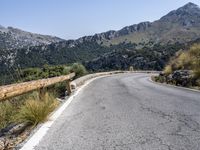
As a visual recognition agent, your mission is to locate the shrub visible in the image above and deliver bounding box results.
[189,44,200,78]
[71,63,87,78]
[153,76,165,83]
[0,101,16,129]
[164,44,200,78]
[0,92,39,129]
[16,93,59,126]
[161,44,200,87]
[16,65,71,82]
[48,82,67,97]
[176,52,190,69]
[196,79,200,87]
[164,65,172,75]
[63,66,71,75]
[168,51,190,71]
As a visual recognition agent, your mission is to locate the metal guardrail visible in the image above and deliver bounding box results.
[0,73,75,101]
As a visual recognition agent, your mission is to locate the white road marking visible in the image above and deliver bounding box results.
[20,76,105,150]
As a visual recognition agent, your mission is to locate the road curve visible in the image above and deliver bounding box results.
[35,73,200,150]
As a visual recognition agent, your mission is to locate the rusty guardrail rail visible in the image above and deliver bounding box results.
[0,73,75,102]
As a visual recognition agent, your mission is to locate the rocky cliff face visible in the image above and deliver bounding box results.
[77,21,152,44]
[78,2,200,45]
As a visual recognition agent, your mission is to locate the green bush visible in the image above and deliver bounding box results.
[71,63,87,78]
[16,65,71,82]
[14,64,88,83]
[153,76,165,83]
[48,82,67,97]
[63,66,71,75]
[0,63,88,129]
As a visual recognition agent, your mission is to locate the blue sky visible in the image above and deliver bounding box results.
[0,0,200,39]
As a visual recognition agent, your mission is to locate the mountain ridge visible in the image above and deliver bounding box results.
[75,2,200,46]
[0,25,64,50]
[1,2,200,82]
[1,2,199,50]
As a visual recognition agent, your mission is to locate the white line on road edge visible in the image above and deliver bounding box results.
[20,76,106,150]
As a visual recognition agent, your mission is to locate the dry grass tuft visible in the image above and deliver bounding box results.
[164,65,172,75]
[164,44,200,78]
[0,101,16,129]
[16,93,59,126]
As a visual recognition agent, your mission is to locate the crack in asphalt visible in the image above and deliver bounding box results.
[140,105,200,133]
[140,104,200,149]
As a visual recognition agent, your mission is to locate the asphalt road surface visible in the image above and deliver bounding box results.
[35,73,200,150]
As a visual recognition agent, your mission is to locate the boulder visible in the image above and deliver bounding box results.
[168,70,193,86]
[70,82,77,90]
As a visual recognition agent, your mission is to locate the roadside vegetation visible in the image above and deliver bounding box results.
[16,93,58,126]
[154,44,200,88]
[0,63,87,149]
[0,63,87,129]
[0,63,87,86]
[0,92,58,129]
[0,92,59,149]
[16,63,87,82]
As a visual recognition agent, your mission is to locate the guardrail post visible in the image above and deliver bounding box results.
[39,87,47,101]
[66,80,72,95]
[129,66,134,71]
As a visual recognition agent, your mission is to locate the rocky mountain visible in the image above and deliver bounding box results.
[1,2,200,81]
[0,25,64,50]
[84,2,200,70]
[77,2,200,46]
[77,21,151,46]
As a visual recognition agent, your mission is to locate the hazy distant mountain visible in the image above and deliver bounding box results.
[0,25,64,50]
